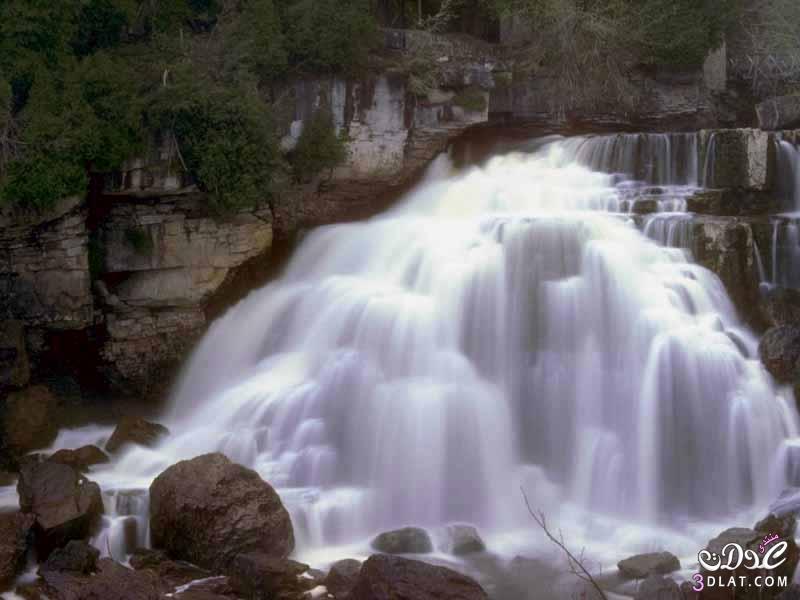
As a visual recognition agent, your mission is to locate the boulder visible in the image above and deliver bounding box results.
[634,575,681,600]
[759,325,800,383]
[48,446,109,471]
[617,552,680,579]
[17,460,103,557]
[346,554,489,600]
[149,453,294,572]
[38,557,161,600]
[0,511,35,588]
[39,540,99,574]
[325,558,362,598]
[701,128,773,191]
[128,548,170,571]
[0,320,29,389]
[371,527,433,554]
[754,513,797,540]
[2,385,58,455]
[442,524,485,556]
[757,96,800,131]
[777,584,800,600]
[105,417,169,453]
[228,552,313,600]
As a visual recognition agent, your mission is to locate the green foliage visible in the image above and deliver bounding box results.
[88,232,106,279]
[125,227,153,254]
[290,110,347,182]
[0,154,86,210]
[453,87,487,112]
[285,0,379,73]
[73,0,128,56]
[149,74,280,211]
[225,0,287,81]
[631,0,733,67]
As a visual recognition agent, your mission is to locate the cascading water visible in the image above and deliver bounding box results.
[16,137,800,588]
[777,138,800,213]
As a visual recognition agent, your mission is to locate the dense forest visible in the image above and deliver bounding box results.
[0,0,794,213]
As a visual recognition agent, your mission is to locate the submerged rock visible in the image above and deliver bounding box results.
[149,453,294,572]
[2,385,58,455]
[17,460,103,557]
[0,511,35,588]
[325,558,361,598]
[48,445,109,472]
[105,416,169,453]
[617,552,680,579]
[346,554,489,600]
[754,513,797,540]
[759,325,800,383]
[372,527,433,554]
[442,524,486,556]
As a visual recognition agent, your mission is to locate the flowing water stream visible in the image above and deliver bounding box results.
[9,134,800,596]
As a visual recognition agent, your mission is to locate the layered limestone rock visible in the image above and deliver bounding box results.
[0,196,92,331]
[95,195,274,391]
[757,95,800,131]
[700,128,774,191]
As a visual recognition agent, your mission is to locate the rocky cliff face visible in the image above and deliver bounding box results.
[1,31,499,396]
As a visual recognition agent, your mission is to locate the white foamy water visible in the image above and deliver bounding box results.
[9,139,800,584]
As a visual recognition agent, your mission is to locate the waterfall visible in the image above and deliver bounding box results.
[777,138,800,213]
[21,139,799,573]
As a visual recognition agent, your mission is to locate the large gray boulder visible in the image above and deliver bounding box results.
[17,460,103,557]
[325,558,362,598]
[634,575,681,600]
[757,95,800,131]
[346,554,489,600]
[442,524,486,556]
[617,552,680,579]
[371,527,433,554]
[149,453,294,572]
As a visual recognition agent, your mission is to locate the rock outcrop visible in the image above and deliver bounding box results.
[757,95,800,131]
[149,453,294,572]
[701,128,774,191]
[346,554,489,600]
[441,524,486,556]
[325,558,362,598]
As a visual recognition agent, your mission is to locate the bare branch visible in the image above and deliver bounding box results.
[521,487,608,600]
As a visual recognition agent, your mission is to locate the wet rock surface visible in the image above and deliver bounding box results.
[442,524,486,556]
[371,527,434,554]
[0,320,29,389]
[345,554,489,600]
[17,460,103,557]
[617,552,681,580]
[759,325,800,383]
[228,552,313,600]
[149,453,294,572]
[105,416,169,453]
[325,558,362,598]
[48,446,109,471]
[0,511,35,587]
[757,95,800,131]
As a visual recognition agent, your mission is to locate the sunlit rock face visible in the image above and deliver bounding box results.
[87,141,798,565]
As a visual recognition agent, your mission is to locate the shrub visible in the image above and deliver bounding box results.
[285,0,379,73]
[289,110,347,182]
[125,227,153,254]
[453,87,487,112]
[149,74,280,211]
